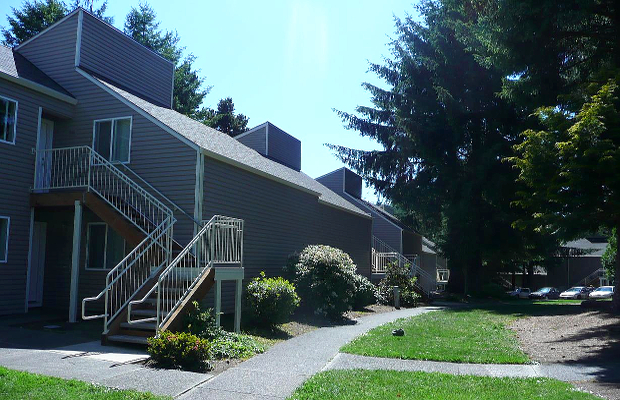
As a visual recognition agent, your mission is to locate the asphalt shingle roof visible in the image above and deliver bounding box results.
[95,76,369,218]
[0,45,72,96]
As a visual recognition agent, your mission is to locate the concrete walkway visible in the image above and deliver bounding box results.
[326,353,620,383]
[179,306,443,399]
[0,340,212,397]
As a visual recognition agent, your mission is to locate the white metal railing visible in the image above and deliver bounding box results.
[127,215,244,332]
[371,236,435,295]
[33,146,173,234]
[81,217,174,333]
[577,268,606,287]
[437,268,450,283]
[34,146,179,333]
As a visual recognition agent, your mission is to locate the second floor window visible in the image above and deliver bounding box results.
[0,96,17,144]
[93,117,132,163]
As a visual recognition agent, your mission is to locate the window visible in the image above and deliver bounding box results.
[93,117,132,163]
[85,223,126,270]
[0,96,17,144]
[0,217,9,263]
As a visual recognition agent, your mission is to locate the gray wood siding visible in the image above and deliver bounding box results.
[316,169,344,194]
[237,126,266,154]
[0,78,74,315]
[370,211,403,253]
[267,124,301,171]
[46,73,197,245]
[344,169,362,198]
[16,13,79,93]
[78,13,173,108]
[203,158,372,312]
[402,230,422,256]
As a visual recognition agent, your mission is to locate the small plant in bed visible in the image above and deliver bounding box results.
[148,302,266,371]
[147,331,210,372]
[245,271,300,327]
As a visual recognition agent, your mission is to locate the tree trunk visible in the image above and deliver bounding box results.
[613,222,620,312]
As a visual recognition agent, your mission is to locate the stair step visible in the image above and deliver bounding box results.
[130,309,163,317]
[107,334,149,345]
[120,321,157,331]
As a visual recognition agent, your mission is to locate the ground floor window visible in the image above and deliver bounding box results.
[0,216,8,263]
[85,223,125,270]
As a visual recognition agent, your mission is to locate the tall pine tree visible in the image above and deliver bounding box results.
[330,2,534,294]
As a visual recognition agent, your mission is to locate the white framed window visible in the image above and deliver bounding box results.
[85,222,126,270]
[0,95,18,145]
[0,216,9,263]
[92,116,132,163]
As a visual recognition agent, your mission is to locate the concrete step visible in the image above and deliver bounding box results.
[120,321,157,331]
[107,334,149,345]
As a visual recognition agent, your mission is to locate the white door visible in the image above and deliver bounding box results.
[28,222,47,307]
[35,119,54,191]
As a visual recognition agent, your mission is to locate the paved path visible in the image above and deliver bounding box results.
[179,306,443,399]
[326,353,620,383]
[0,339,211,397]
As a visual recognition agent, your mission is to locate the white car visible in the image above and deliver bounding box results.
[588,286,615,299]
[559,286,588,299]
[508,288,531,299]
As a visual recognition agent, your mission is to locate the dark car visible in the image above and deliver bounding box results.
[529,287,560,300]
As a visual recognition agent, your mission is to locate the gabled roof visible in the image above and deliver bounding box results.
[85,73,369,218]
[562,237,608,258]
[0,45,75,103]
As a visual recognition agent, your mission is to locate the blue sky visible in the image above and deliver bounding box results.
[1,0,418,202]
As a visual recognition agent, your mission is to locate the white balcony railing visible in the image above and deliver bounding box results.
[128,215,244,332]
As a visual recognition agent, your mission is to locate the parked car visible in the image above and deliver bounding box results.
[588,286,615,299]
[559,286,589,299]
[529,287,560,300]
[508,288,531,299]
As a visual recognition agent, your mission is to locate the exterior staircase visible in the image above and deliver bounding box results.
[371,236,435,297]
[33,146,243,345]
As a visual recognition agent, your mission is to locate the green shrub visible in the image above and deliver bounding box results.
[478,283,509,299]
[376,262,421,307]
[210,331,266,359]
[147,331,210,372]
[352,274,377,309]
[245,272,300,326]
[184,301,223,340]
[285,245,358,319]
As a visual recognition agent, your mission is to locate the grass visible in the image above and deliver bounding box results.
[289,370,602,400]
[342,308,530,364]
[0,366,169,400]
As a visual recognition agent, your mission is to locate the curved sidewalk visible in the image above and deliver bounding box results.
[180,306,443,400]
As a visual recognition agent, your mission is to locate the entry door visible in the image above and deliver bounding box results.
[28,222,47,307]
[35,119,54,191]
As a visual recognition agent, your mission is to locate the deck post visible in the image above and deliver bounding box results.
[234,278,242,333]
[214,278,222,328]
[69,200,82,323]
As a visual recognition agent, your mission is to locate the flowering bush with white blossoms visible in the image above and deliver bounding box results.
[285,245,359,319]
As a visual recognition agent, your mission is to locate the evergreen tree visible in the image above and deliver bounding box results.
[200,98,249,137]
[330,2,536,294]
[2,0,111,47]
[124,3,210,118]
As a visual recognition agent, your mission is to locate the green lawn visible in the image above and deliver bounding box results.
[289,370,602,400]
[341,308,529,364]
[0,367,169,400]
